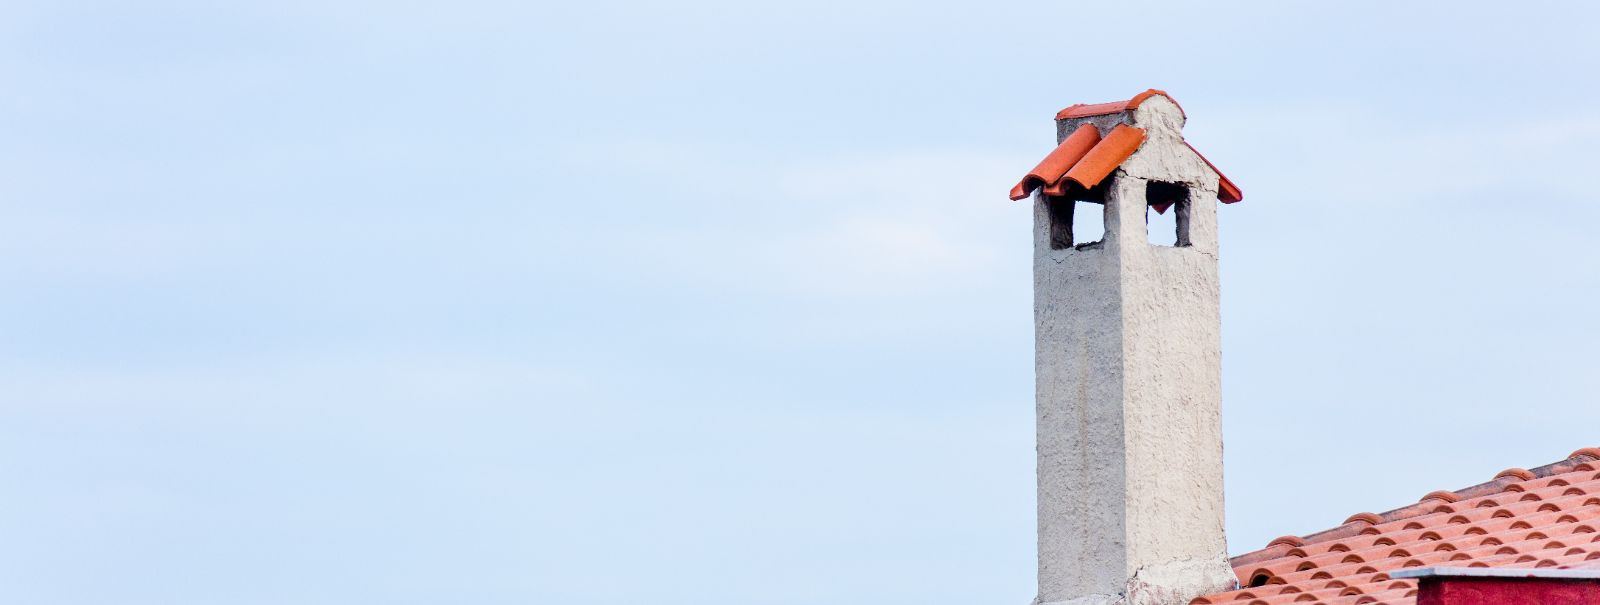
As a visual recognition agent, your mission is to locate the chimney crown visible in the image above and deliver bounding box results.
[1009,89,1243,204]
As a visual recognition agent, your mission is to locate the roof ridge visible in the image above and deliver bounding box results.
[1055,89,1184,120]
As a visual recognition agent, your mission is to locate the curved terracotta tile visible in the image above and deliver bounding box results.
[1344,512,1382,526]
[1421,490,1461,503]
[1008,123,1101,200]
[1270,535,1308,548]
[1054,88,1183,120]
[1497,467,1536,481]
[1059,125,1146,191]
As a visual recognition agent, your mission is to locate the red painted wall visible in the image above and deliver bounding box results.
[1419,578,1600,605]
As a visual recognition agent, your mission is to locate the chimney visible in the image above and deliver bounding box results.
[1010,90,1243,605]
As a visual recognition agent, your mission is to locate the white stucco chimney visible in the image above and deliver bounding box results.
[1013,90,1242,605]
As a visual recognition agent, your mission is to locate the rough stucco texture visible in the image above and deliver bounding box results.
[1032,96,1236,605]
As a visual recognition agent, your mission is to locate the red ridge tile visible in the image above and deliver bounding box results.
[1345,513,1384,526]
[1055,88,1185,120]
[1496,468,1536,481]
[1421,490,1461,503]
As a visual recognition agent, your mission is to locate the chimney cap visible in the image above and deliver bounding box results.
[1009,89,1243,203]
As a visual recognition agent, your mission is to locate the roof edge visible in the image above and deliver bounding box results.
[1229,447,1600,567]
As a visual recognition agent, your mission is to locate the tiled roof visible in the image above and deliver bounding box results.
[1008,90,1243,205]
[1192,448,1600,605]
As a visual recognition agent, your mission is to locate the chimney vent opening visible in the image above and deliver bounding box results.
[1043,184,1108,250]
[1144,180,1191,247]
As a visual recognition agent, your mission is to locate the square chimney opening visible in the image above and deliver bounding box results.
[1145,181,1191,247]
[1044,184,1107,250]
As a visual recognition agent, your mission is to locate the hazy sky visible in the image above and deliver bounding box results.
[4,1,1600,604]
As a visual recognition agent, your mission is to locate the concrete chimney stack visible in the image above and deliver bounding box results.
[1010,90,1244,605]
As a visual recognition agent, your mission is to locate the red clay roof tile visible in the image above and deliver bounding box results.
[1186,142,1244,204]
[1055,89,1185,120]
[1496,468,1536,481]
[1422,491,1462,504]
[1048,124,1146,195]
[1272,536,1309,548]
[1008,124,1101,201]
[1346,513,1385,526]
[1195,447,1600,605]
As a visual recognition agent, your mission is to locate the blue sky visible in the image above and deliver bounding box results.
[3,1,1600,603]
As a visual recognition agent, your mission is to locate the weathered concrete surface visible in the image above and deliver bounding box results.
[1032,96,1235,605]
